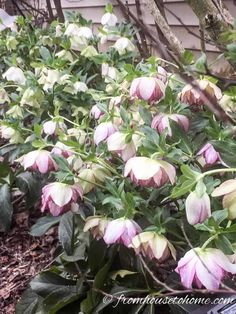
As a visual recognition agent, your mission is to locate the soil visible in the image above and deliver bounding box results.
[0,209,57,314]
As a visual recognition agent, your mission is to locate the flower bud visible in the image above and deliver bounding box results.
[94,122,117,145]
[101,12,118,27]
[197,143,220,166]
[83,216,110,240]
[130,231,176,262]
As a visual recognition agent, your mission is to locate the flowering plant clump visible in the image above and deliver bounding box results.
[0,4,236,313]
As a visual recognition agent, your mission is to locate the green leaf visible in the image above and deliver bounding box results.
[120,106,130,124]
[0,184,13,232]
[138,105,152,125]
[15,288,39,314]
[58,212,75,255]
[170,120,193,155]
[211,140,236,167]
[212,209,228,225]
[39,46,52,61]
[215,235,234,255]
[16,172,44,207]
[105,3,113,13]
[194,53,207,72]
[30,216,61,237]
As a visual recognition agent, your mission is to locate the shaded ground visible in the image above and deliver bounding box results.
[0,210,57,314]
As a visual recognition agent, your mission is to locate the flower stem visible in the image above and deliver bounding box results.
[201,234,218,249]
[200,168,236,179]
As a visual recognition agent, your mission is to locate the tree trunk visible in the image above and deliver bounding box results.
[4,0,15,15]
[53,0,64,22]
[146,0,185,58]
[186,0,233,48]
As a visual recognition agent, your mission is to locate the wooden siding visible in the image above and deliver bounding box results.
[22,0,236,53]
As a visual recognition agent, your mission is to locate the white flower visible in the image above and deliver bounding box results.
[101,13,118,27]
[3,67,26,85]
[55,50,74,63]
[101,63,118,81]
[113,37,136,55]
[38,68,60,91]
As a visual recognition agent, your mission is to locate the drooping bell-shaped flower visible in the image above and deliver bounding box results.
[185,191,211,225]
[3,66,26,85]
[130,77,166,103]
[130,231,176,262]
[43,120,66,136]
[94,122,117,145]
[103,218,142,247]
[51,141,74,158]
[0,125,23,144]
[156,66,168,84]
[41,182,83,216]
[151,113,189,136]
[113,37,136,55]
[124,157,176,188]
[20,150,58,174]
[175,247,236,289]
[90,105,104,120]
[107,132,141,162]
[197,143,220,166]
[83,216,110,240]
[101,12,118,27]
[179,79,222,106]
[212,179,236,220]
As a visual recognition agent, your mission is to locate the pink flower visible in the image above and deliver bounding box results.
[51,142,74,158]
[94,122,117,145]
[41,182,83,216]
[124,157,176,188]
[185,191,211,225]
[151,113,189,136]
[197,143,220,165]
[156,66,168,84]
[175,247,236,289]
[130,231,176,262]
[43,120,66,136]
[20,150,58,174]
[179,79,222,107]
[83,216,110,240]
[103,218,141,247]
[90,105,104,120]
[130,77,166,103]
[107,132,141,162]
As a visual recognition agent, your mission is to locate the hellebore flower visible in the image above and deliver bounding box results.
[113,37,136,55]
[94,122,117,145]
[20,150,58,174]
[103,218,141,247]
[101,12,118,27]
[3,66,26,85]
[0,88,10,104]
[151,113,189,136]
[20,87,44,108]
[124,157,176,188]
[156,66,168,84]
[130,231,176,262]
[197,143,220,166]
[83,216,110,240]
[185,191,211,225]
[43,120,66,136]
[179,79,222,107]
[77,163,110,194]
[130,77,166,103]
[38,68,60,91]
[101,63,118,80]
[212,179,236,220]
[41,182,83,216]
[51,141,74,158]
[107,132,141,162]
[90,105,104,120]
[0,125,23,144]
[175,247,236,289]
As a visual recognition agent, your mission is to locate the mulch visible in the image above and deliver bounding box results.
[0,209,58,314]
